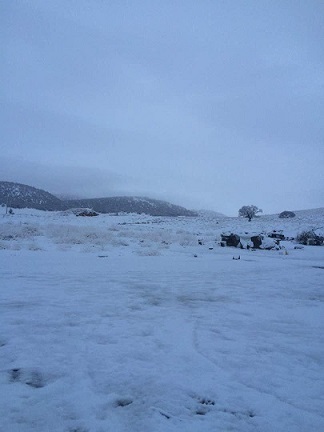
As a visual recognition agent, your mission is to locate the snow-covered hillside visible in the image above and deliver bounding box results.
[0,181,63,211]
[64,196,198,217]
[0,181,197,216]
[0,209,323,432]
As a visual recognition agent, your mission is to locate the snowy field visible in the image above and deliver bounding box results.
[0,208,324,432]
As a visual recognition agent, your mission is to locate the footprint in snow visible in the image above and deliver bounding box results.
[8,367,52,388]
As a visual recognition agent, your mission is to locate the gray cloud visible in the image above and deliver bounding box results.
[1,0,323,215]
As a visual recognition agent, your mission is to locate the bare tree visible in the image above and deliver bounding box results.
[238,205,262,221]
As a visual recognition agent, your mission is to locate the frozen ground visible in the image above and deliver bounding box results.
[0,208,324,431]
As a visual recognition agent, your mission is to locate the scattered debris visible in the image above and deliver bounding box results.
[76,209,99,217]
[65,208,100,217]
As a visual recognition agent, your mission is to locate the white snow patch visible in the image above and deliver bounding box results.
[0,208,323,431]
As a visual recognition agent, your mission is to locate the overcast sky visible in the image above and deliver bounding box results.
[1,0,323,215]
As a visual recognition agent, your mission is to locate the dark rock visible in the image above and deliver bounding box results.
[250,235,278,250]
[221,233,241,247]
[268,231,285,240]
[251,235,262,249]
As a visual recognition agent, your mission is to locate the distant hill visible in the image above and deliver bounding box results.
[64,196,198,217]
[0,181,197,216]
[198,209,227,218]
[0,181,63,211]
[264,207,324,220]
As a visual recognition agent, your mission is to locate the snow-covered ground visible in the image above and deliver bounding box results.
[0,208,323,432]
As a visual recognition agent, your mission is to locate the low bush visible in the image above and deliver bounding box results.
[296,230,323,246]
[279,211,296,218]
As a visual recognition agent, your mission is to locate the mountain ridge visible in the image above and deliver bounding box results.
[0,181,197,216]
[0,181,64,211]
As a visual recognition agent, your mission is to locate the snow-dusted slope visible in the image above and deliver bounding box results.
[0,181,63,211]
[0,181,197,216]
[64,196,197,216]
[0,209,323,432]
